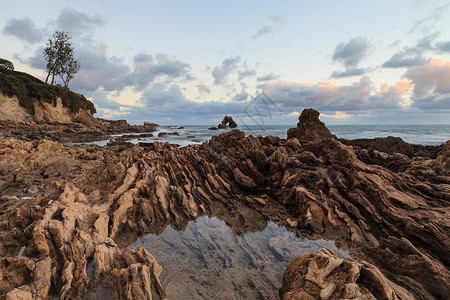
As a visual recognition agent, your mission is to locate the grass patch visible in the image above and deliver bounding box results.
[0,68,96,115]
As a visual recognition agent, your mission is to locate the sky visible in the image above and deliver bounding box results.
[1,0,450,125]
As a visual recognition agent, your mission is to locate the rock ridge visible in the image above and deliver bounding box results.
[0,109,449,299]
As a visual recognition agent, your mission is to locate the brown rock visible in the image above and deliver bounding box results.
[0,110,449,299]
[287,108,335,141]
[280,249,412,300]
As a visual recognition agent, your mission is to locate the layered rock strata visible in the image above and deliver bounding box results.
[0,109,449,299]
[280,248,414,299]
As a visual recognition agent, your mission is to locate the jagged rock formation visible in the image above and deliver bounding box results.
[280,248,414,299]
[287,108,335,141]
[0,109,449,299]
[218,115,238,129]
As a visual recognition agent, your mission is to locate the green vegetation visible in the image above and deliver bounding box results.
[0,68,95,115]
[44,30,80,87]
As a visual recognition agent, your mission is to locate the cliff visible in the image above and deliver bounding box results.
[0,68,97,126]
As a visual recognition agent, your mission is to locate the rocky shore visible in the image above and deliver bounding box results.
[0,109,449,299]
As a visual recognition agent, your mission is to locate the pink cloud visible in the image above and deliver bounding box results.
[406,58,450,98]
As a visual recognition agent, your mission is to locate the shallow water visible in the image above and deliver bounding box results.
[129,216,349,300]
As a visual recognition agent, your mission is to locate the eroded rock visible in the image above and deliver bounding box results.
[0,109,449,299]
[280,249,414,300]
[287,108,336,141]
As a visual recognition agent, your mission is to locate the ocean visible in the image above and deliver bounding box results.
[69,125,450,147]
[149,124,450,147]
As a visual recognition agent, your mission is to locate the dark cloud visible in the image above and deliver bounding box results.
[56,7,106,36]
[2,17,43,43]
[331,68,366,78]
[212,56,241,85]
[257,73,279,81]
[332,37,370,68]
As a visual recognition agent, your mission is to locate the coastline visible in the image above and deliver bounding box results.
[0,110,449,299]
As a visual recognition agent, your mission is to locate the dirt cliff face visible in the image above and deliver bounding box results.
[0,109,449,299]
[0,92,100,127]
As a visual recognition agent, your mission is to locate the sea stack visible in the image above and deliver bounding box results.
[287,108,336,141]
[218,115,238,129]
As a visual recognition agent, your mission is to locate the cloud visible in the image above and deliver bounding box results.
[127,53,191,90]
[123,83,249,124]
[259,77,409,111]
[2,17,43,43]
[332,37,370,68]
[331,68,367,78]
[26,47,47,70]
[140,83,187,107]
[257,73,280,81]
[437,40,450,52]
[331,37,370,78]
[237,63,256,81]
[405,58,450,109]
[382,33,439,68]
[212,56,241,85]
[233,91,250,102]
[60,41,129,92]
[320,111,353,120]
[56,7,106,37]
[408,2,450,34]
[416,32,440,50]
[269,14,285,24]
[197,82,211,94]
[252,14,285,40]
[252,26,273,40]
[383,51,430,68]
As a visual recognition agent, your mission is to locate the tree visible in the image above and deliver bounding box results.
[60,57,80,88]
[0,58,14,70]
[43,30,80,87]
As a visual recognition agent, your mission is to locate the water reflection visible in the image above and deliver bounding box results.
[130,216,349,300]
